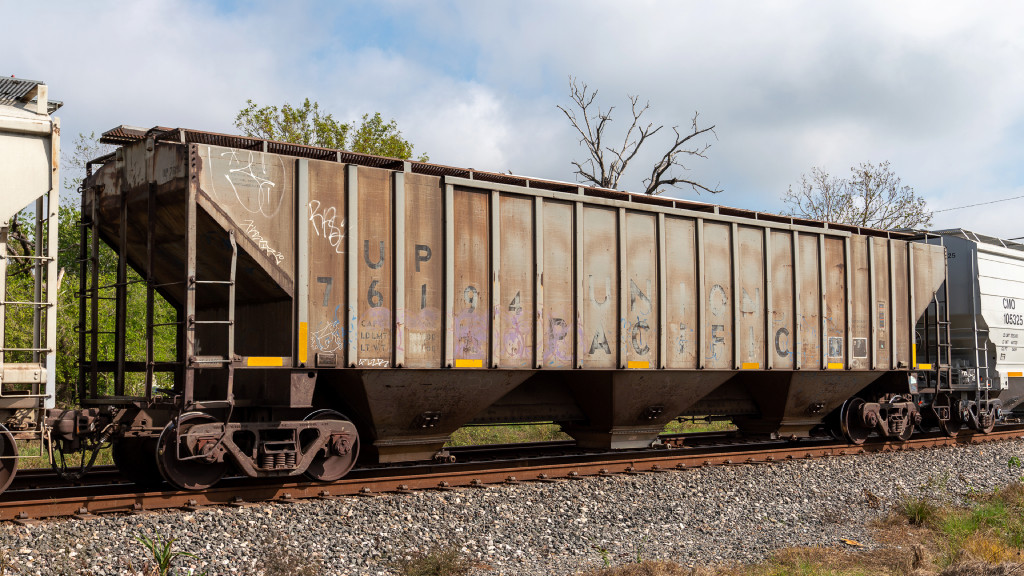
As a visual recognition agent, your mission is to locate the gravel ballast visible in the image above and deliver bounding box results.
[2,438,1023,575]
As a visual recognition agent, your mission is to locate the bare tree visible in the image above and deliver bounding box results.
[782,161,932,229]
[557,76,720,195]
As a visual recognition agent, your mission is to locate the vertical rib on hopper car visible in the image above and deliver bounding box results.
[76,126,947,489]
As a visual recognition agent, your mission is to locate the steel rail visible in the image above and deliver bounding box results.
[2,426,1022,523]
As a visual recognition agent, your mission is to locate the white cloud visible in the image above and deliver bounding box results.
[5,0,1024,237]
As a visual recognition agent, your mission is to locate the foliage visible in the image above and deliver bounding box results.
[235,100,426,160]
[234,98,348,149]
[393,546,471,576]
[351,112,428,161]
[902,494,939,525]
[558,76,720,196]
[136,533,203,576]
[445,418,734,447]
[782,161,932,229]
[445,423,570,446]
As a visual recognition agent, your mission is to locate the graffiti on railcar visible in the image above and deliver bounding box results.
[707,283,728,361]
[308,200,345,254]
[240,219,285,264]
[543,310,572,366]
[456,285,487,360]
[501,291,530,363]
[629,279,652,356]
[203,146,286,218]
[587,275,613,355]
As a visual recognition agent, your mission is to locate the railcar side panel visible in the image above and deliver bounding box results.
[849,236,870,370]
[797,233,820,368]
[703,222,733,369]
[581,205,618,369]
[453,187,490,368]
[737,225,765,369]
[770,230,795,369]
[872,237,891,369]
[404,173,444,368]
[824,236,847,369]
[307,160,348,364]
[541,199,575,368]
[893,244,910,366]
[498,194,535,368]
[197,145,294,281]
[625,211,658,369]
[356,166,393,367]
[665,216,698,369]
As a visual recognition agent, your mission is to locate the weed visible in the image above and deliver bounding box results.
[262,548,320,576]
[0,549,18,576]
[960,533,1018,564]
[445,423,570,446]
[635,535,649,564]
[1007,455,1022,471]
[393,546,471,576]
[901,495,939,526]
[575,560,694,576]
[593,543,612,568]
[136,533,203,576]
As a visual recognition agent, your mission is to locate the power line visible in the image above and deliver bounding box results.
[933,193,1024,213]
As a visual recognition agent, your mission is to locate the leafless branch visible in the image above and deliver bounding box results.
[559,77,719,195]
[642,113,721,195]
[782,161,932,229]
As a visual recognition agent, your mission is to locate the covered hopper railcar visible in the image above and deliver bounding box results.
[55,125,950,490]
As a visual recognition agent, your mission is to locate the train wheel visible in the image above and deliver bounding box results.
[112,437,162,488]
[934,393,962,437]
[840,398,872,445]
[303,409,359,482]
[156,413,229,491]
[971,403,996,434]
[0,425,18,494]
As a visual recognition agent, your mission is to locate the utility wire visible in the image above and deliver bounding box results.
[932,194,1024,213]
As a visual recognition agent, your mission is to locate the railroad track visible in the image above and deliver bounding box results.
[3,426,1022,523]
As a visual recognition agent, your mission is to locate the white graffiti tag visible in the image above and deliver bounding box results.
[206,146,285,218]
[241,220,285,264]
[308,200,346,254]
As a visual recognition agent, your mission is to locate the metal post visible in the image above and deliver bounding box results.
[33,198,43,364]
[114,181,128,396]
[145,184,155,399]
[44,118,60,408]
[183,145,198,407]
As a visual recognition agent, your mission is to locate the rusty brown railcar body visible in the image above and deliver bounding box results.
[75,126,946,489]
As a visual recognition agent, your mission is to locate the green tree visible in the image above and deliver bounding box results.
[350,112,427,161]
[234,100,426,161]
[782,161,932,229]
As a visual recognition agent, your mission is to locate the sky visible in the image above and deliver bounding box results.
[5,0,1024,238]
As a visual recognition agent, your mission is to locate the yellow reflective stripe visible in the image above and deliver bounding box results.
[827,362,844,370]
[919,363,934,370]
[627,360,650,369]
[1009,371,1023,377]
[298,322,308,364]
[455,358,483,368]
[741,362,760,369]
[247,357,284,367]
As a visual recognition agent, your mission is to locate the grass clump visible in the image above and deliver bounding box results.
[446,423,570,446]
[446,417,734,447]
[393,546,472,576]
[135,533,204,576]
[902,495,940,526]
[890,480,1024,569]
[576,560,694,575]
